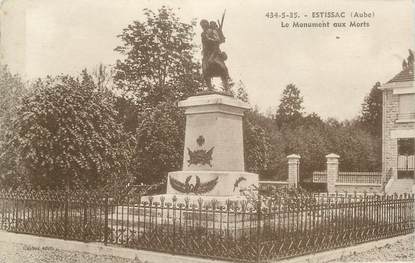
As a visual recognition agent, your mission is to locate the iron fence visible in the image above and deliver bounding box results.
[0,189,414,262]
[258,181,289,193]
[313,171,383,185]
[337,172,382,184]
[312,171,327,183]
[397,113,415,121]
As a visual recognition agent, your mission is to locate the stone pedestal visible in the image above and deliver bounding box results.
[163,93,258,200]
[178,94,250,172]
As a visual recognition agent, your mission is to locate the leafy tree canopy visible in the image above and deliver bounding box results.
[236,81,249,103]
[135,102,185,184]
[244,109,272,175]
[0,65,27,187]
[275,84,304,128]
[3,71,134,190]
[0,65,26,124]
[114,6,203,109]
[359,81,382,136]
[113,7,204,184]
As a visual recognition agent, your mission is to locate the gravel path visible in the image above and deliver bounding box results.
[325,235,415,262]
[0,241,146,263]
[0,235,413,263]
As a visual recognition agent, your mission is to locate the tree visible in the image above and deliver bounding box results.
[113,7,203,184]
[359,82,382,136]
[0,65,27,187]
[3,71,134,189]
[243,109,272,176]
[356,81,382,171]
[236,81,249,103]
[92,63,115,93]
[114,6,203,110]
[326,121,381,171]
[135,102,185,184]
[234,81,274,177]
[0,65,26,122]
[279,113,329,181]
[275,84,304,128]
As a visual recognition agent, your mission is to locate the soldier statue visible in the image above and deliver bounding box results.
[200,11,232,92]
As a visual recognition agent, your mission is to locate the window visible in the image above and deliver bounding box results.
[397,138,415,179]
[398,94,415,120]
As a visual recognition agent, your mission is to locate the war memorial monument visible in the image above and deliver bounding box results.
[150,15,259,206]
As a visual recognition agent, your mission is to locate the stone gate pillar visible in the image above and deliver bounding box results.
[287,154,301,188]
[326,153,340,193]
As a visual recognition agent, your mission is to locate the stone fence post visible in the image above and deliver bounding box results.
[287,154,301,188]
[326,153,340,193]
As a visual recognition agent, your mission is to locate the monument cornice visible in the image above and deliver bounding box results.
[178,94,250,110]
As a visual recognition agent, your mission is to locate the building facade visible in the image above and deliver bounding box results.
[381,51,415,192]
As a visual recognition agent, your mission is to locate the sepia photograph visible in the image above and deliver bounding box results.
[0,0,414,262]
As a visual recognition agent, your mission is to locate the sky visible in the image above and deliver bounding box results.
[0,0,414,120]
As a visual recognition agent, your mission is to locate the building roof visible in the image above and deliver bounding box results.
[386,64,414,84]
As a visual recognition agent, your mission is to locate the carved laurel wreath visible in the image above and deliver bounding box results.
[169,175,218,194]
[187,147,214,167]
[187,135,214,167]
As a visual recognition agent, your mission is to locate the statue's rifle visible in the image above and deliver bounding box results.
[217,9,226,42]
